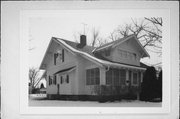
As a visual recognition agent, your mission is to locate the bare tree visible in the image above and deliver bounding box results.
[90,27,101,47]
[29,67,41,90]
[111,17,162,55]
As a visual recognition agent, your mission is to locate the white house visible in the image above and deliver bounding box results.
[40,34,149,100]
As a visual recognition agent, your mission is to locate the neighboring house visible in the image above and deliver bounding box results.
[37,71,47,94]
[40,34,149,100]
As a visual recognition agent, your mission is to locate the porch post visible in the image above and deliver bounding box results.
[100,67,106,85]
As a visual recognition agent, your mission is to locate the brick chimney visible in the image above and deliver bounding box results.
[77,35,86,48]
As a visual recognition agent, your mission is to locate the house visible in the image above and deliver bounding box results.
[38,71,47,94]
[40,34,149,100]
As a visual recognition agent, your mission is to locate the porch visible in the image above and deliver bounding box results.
[85,66,145,100]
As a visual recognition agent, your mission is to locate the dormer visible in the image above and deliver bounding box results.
[93,35,149,66]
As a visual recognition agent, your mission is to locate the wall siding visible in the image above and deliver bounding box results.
[46,41,77,95]
[112,41,141,66]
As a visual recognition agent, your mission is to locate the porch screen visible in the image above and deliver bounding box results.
[86,68,100,85]
[132,72,138,85]
[106,68,126,85]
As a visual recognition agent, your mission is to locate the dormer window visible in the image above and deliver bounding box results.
[58,49,64,62]
[118,49,137,60]
[133,53,137,60]
[54,49,65,65]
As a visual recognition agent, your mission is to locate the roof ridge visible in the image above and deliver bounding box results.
[54,37,95,49]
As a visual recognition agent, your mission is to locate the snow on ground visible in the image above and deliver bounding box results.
[29,94,162,107]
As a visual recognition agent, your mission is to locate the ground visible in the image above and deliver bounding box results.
[29,94,162,107]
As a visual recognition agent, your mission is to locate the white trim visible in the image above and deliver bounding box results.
[112,35,134,48]
[94,43,114,52]
[106,62,146,70]
[85,65,99,70]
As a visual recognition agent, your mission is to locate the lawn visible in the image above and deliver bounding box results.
[29,94,162,107]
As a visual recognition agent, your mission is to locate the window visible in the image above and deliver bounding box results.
[133,53,137,60]
[60,74,69,84]
[106,69,113,85]
[86,69,91,85]
[132,72,138,85]
[129,71,132,81]
[118,49,128,58]
[113,69,120,86]
[60,76,63,84]
[106,68,126,85]
[54,49,65,65]
[49,76,52,85]
[118,49,137,61]
[58,49,64,62]
[95,68,100,84]
[86,68,100,85]
[53,75,56,85]
[119,69,126,85]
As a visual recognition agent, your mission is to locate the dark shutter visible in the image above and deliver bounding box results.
[54,75,56,85]
[66,75,69,83]
[54,53,57,65]
[49,76,51,85]
[62,49,64,62]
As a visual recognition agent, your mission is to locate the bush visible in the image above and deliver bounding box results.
[140,66,158,101]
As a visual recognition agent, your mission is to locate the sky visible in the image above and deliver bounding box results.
[28,10,161,68]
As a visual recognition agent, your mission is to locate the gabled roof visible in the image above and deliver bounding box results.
[60,39,95,56]
[40,35,149,70]
[93,35,132,52]
[93,34,150,58]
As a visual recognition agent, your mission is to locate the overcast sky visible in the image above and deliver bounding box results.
[28,10,161,68]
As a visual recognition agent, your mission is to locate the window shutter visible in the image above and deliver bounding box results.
[62,49,64,62]
[49,76,51,85]
[54,53,58,65]
[66,75,69,83]
[54,75,56,85]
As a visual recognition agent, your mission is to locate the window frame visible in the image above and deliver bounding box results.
[49,76,53,86]
[106,68,126,86]
[86,68,100,85]
[132,72,138,86]
[53,75,57,85]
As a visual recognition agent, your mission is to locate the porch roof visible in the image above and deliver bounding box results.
[54,66,76,75]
